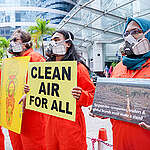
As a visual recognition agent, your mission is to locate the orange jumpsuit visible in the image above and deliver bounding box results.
[0,69,5,150]
[0,127,4,150]
[46,63,95,150]
[111,59,150,150]
[9,48,48,150]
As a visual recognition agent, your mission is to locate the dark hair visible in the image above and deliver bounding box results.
[12,29,32,49]
[46,30,90,71]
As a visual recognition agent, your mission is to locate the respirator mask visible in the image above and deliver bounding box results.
[46,32,72,56]
[8,38,31,55]
[8,41,23,54]
[47,40,67,55]
[121,29,150,56]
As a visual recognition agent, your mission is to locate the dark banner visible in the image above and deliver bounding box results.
[92,78,150,124]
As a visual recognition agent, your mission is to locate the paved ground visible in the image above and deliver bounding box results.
[2,107,113,150]
[1,128,12,150]
[83,107,113,150]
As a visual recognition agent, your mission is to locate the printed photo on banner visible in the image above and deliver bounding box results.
[92,78,150,125]
[0,56,30,134]
[26,61,77,121]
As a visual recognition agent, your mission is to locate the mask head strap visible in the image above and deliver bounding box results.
[65,32,72,42]
[137,29,150,41]
[68,32,72,41]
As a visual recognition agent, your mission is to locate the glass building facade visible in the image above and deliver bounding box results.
[0,0,78,38]
[58,0,150,72]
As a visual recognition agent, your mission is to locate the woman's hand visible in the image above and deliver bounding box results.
[88,105,107,119]
[88,105,97,117]
[24,84,30,94]
[72,87,82,100]
[139,122,150,130]
[18,94,26,112]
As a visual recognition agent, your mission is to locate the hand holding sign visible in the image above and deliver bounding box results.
[72,87,82,100]
[19,94,27,112]
[139,122,150,130]
[24,84,30,94]
[18,84,30,112]
[88,105,107,119]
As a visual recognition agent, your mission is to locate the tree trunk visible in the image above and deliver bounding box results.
[41,40,45,57]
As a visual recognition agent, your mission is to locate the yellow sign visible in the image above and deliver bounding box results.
[26,61,77,121]
[0,56,30,134]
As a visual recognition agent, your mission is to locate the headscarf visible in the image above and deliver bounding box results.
[124,17,150,42]
[123,17,150,70]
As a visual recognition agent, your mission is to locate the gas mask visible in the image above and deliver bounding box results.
[8,41,23,54]
[47,40,67,56]
[46,32,73,56]
[121,29,150,56]
[8,41,30,55]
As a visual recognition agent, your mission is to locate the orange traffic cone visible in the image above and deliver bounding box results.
[98,128,107,141]
[98,128,107,150]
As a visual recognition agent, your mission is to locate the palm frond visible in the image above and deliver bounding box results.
[27,18,56,56]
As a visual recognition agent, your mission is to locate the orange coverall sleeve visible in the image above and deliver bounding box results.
[0,127,4,150]
[77,63,95,107]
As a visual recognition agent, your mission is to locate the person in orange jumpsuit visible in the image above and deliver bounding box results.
[0,68,5,150]
[111,17,150,150]
[7,29,47,150]
[0,127,4,150]
[43,30,95,150]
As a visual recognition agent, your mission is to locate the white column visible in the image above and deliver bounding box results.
[90,0,104,72]
[93,42,104,72]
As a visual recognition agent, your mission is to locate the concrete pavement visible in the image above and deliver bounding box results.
[2,107,113,150]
